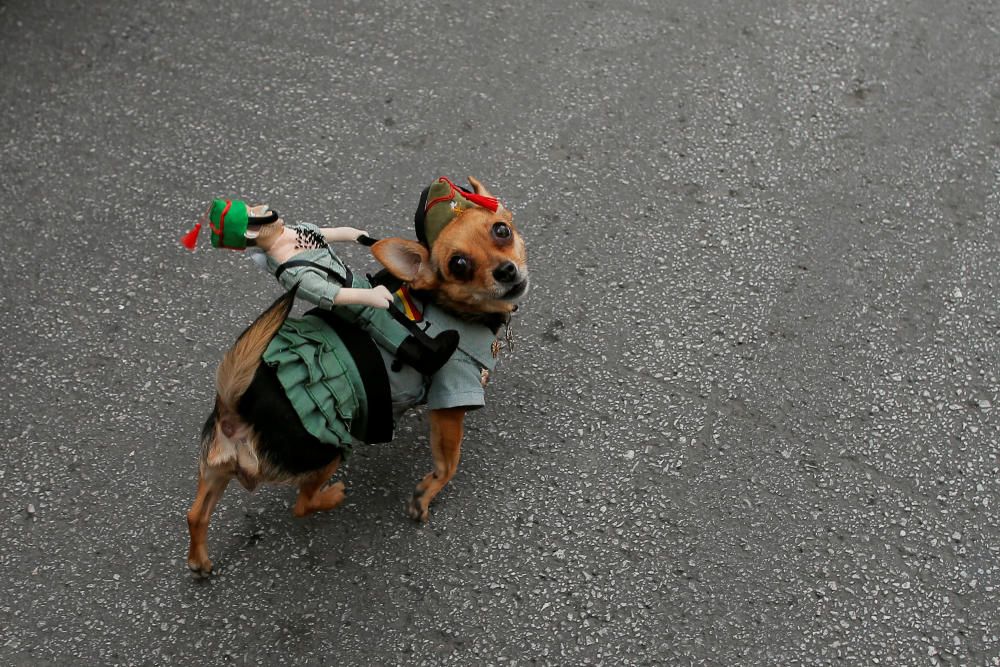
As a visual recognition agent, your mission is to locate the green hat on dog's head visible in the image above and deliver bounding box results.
[414,177,500,247]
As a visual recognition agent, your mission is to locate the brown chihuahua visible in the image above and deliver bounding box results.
[186,176,528,574]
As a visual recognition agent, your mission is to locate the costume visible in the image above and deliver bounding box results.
[256,222,499,452]
[181,181,505,456]
[261,286,499,453]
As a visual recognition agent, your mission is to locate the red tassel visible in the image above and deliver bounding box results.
[463,191,499,212]
[180,221,202,250]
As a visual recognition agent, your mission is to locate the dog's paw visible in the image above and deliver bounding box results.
[294,481,346,517]
[406,492,429,523]
[315,481,346,512]
[187,556,213,577]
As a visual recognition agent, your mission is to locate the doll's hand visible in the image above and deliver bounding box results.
[364,285,394,309]
[320,227,370,243]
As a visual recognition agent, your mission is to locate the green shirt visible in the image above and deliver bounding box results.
[263,224,351,310]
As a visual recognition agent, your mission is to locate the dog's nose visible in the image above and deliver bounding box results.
[492,261,519,284]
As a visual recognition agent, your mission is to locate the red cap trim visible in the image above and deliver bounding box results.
[424,177,499,214]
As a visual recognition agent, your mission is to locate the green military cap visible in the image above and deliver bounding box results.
[414,177,499,247]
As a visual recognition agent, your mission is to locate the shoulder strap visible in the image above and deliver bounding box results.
[274,259,353,287]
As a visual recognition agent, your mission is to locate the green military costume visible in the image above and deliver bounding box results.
[186,182,505,454]
[259,235,500,452]
[262,313,373,446]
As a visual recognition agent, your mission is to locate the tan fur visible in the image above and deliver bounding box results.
[431,207,527,314]
[201,290,296,478]
[373,211,527,315]
[216,289,296,411]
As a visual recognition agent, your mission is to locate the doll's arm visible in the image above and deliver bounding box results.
[281,270,392,310]
[333,285,393,309]
[320,227,369,244]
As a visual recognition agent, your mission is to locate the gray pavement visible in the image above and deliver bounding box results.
[2,0,999,664]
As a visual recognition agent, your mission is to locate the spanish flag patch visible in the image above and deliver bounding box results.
[395,285,423,323]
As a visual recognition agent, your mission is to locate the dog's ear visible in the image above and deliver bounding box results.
[371,238,438,290]
[467,176,496,200]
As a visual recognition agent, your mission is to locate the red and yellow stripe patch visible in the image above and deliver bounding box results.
[395,285,423,322]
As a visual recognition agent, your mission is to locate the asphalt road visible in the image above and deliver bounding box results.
[2,0,999,665]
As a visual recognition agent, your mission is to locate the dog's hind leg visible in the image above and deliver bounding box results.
[293,456,345,517]
[407,407,467,522]
[186,467,232,575]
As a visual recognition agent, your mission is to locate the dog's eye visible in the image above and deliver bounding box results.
[448,254,473,280]
[491,222,512,240]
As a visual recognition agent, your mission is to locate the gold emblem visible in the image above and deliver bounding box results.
[491,339,502,359]
[480,368,490,387]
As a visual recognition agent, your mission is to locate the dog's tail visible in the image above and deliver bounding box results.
[206,288,296,470]
[216,287,296,412]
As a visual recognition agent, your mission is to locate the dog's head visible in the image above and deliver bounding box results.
[372,176,528,315]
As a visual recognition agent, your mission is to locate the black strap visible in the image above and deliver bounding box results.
[367,269,401,293]
[274,258,354,287]
[356,234,378,247]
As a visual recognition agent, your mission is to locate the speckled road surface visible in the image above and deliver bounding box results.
[2,1,999,665]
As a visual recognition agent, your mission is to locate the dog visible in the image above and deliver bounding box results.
[186,176,528,574]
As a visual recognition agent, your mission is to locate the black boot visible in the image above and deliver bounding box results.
[395,329,460,376]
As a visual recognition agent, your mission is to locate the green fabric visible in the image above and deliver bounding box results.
[209,199,250,249]
[262,314,368,452]
[425,347,488,410]
[421,301,498,370]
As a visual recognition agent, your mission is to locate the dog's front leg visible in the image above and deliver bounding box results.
[407,407,466,522]
[186,467,232,575]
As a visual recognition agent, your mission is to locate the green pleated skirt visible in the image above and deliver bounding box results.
[262,314,369,452]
